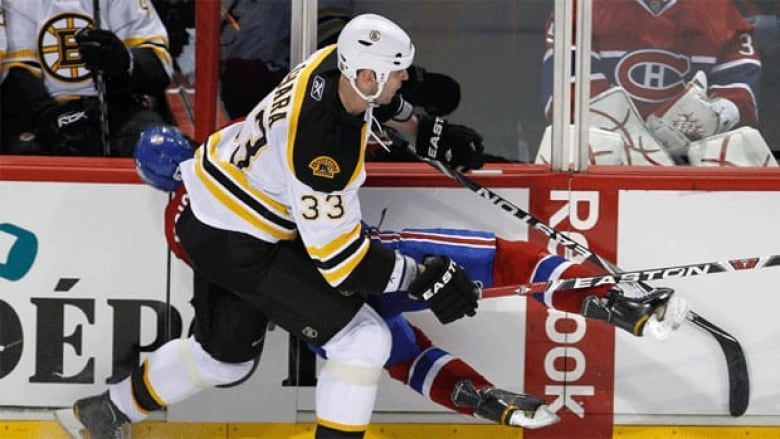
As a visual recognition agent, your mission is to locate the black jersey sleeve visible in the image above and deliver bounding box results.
[337,239,397,294]
[373,94,414,123]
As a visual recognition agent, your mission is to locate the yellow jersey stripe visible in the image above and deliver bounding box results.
[286,45,339,175]
[194,140,297,241]
[306,223,362,260]
[319,238,370,286]
[346,122,368,188]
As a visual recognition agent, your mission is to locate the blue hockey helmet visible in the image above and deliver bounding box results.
[134,125,196,192]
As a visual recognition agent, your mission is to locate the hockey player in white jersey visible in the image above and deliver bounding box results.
[0,0,172,156]
[56,13,687,439]
[56,14,515,439]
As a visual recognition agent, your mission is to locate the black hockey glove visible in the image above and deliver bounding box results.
[75,27,132,77]
[36,99,102,156]
[415,116,485,171]
[407,256,480,324]
[401,65,461,116]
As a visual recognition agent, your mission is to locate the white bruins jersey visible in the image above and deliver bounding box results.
[181,45,402,294]
[1,0,171,99]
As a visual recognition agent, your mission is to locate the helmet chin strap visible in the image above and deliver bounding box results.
[347,76,386,106]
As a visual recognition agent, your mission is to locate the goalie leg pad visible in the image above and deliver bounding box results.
[589,87,676,166]
[688,127,779,167]
[534,124,629,165]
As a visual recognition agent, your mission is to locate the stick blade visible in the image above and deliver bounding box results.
[687,311,750,416]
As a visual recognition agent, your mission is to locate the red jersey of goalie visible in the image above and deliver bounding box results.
[541,0,761,126]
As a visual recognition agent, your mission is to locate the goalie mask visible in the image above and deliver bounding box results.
[337,13,415,104]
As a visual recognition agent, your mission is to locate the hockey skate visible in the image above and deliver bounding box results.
[55,391,131,439]
[581,286,689,340]
[452,380,559,429]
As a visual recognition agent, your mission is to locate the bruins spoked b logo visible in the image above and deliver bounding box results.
[38,13,93,83]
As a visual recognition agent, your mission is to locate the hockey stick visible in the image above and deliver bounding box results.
[414,153,749,416]
[92,0,111,156]
[481,254,780,297]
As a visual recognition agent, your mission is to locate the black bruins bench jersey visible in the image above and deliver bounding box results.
[180,45,407,295]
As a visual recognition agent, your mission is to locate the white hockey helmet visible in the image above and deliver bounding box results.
[337,13,415,103]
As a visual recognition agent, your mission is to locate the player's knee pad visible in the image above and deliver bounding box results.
[184,336,255,387]
[322,304,392,372]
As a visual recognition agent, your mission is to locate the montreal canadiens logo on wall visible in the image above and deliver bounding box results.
[38,13,94,83]
[615,48,690,103]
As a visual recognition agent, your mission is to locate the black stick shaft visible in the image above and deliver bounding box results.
[92,0,110,156]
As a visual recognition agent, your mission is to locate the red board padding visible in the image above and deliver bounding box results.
[3,159,780,189]
[0,156,140,183]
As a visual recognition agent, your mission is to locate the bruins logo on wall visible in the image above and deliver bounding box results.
[38,13,93,83]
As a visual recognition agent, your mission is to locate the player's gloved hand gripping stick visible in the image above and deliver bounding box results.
[411,149,750,417]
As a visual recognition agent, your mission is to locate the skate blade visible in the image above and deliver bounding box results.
[54,407,86,439]
[509,405,560,429]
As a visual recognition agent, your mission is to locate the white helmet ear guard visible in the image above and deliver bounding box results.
[337,13,415,103]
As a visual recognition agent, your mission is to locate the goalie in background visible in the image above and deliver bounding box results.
[536,0,775,167]
[0,0,173,157]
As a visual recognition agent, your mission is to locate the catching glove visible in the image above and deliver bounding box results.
[407,256,480,324]
[646,71,739,153]
[401,65,461,116]
[416,116,485,171]
[75,27,132,77]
